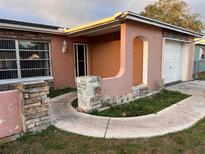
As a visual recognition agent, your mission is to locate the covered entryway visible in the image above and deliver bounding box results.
[72,31,121,79]
[163,40,183,84]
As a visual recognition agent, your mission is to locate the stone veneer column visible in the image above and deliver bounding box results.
[76,76,101,112]
[16,80,50,132]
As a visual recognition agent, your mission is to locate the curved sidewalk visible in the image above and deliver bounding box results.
[49,81,205,139]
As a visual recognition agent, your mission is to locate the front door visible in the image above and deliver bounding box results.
[74,43,88,77]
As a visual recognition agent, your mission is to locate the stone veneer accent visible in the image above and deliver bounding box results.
[76,76,101,112]
[158,79,165,91]
[76,76,149,112]
[16,80,50,132]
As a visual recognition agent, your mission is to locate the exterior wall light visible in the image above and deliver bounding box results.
[62,40,68,53]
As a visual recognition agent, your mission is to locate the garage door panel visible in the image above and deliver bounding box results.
[164,73,180,83]
[163,40,182,84]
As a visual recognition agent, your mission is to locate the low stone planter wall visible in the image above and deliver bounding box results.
[16,80,50,132]
[76,76,149,112]
[0,80,51,140]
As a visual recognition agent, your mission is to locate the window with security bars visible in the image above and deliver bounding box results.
[200,48,205,60]
[0,39,51,80]
[0,40,18,79]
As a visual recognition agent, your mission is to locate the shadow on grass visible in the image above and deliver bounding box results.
[48,87,76,98]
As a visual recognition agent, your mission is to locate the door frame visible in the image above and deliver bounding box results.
[73,43,89,77]
[161,37,190,84]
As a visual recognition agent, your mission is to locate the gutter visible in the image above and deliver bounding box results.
[195,37,205,45]
[65,12,123,34]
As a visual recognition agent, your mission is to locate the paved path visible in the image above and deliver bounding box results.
[49,81,205,139]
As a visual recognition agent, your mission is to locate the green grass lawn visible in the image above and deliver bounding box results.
[90,90,190,117]
[48,87,76,98]
[1,118,205,154]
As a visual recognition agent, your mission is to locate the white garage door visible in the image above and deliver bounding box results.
[163,40,182,84]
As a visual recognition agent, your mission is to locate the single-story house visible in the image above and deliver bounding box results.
[193,38,205,74]
[0,11,203,96]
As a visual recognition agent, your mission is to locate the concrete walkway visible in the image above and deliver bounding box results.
[49,80,205,139]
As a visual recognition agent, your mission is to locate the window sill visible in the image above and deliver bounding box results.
[0,76,53,85]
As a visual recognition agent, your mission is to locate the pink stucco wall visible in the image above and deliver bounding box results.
[89,32,121,78]
[0,90,22,138]
[101,23,133,96]
[51,36,76,88]
[101,21,163,96]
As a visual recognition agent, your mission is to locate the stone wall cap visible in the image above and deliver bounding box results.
[16,80,47,90]
[76,75,100,79]
[19,80,45,85]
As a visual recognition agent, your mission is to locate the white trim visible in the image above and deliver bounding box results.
[76,45,79,76]
[161,38,166,80]
[181,43,190,81]
[0,38,16,41]
[48,42,52,76]
[199,48,202,60]
[163,37,190,43]
[74,43,89,45]
[0,49,16,51]
[73,44,77,77]
[143,40,148,84]
[86,45,89,75]
[85,44,89,75]
[84,45,86,75]
[15,40,21,78]
[0,23,65,35]
[0,76,53,85]
[199,48,205,60]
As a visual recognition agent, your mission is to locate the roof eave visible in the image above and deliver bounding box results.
[126,12,203,38]
[65,12,123,35]
[195,43,205,45]
[66,20,121,37]
[0,23,65,35]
